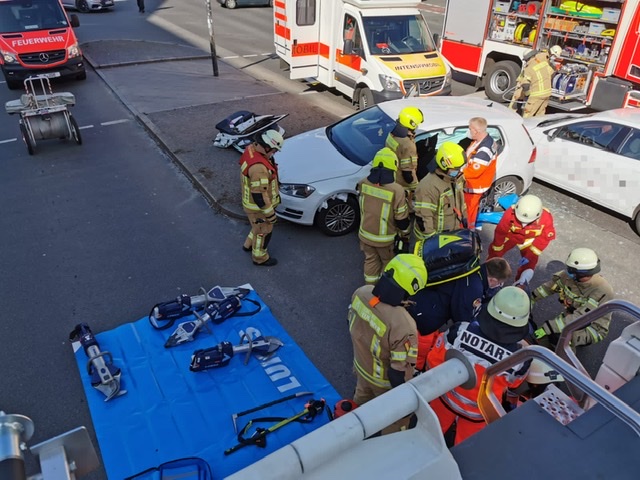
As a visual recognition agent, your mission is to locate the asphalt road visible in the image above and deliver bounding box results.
[1,1,640,479]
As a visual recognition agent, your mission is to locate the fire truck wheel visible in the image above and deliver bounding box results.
[225,0,237,8]
[357,87,374,110]
[484,60,520,103]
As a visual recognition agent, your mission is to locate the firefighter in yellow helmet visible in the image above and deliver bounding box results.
[349,253,427,434]
[509,46,558,118]
[532,248,615,348]
[385,106,423,207]
[239,129,284,266]
[413,141,468,240]
[357,147,411,284]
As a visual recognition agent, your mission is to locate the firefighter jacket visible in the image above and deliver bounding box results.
[490,207,556,257]
[385,127,418,190]
[357,174,409,247]
[408,264,498,335]
[517,51,554,99]
[413,169,467,239]
[239,144,280,216]
[532,271,615,345]
[463,134,498,194]
[427,321,529,422]
[349,285,418,389]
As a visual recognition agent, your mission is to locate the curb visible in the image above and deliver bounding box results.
[83,48,249,222]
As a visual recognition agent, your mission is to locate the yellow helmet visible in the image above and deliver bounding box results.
[372,147,398,171]
[398,106,424,130]
[384,254,428,296]
[435,142,466,170]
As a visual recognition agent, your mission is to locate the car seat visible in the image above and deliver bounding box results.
[622,137,640,160]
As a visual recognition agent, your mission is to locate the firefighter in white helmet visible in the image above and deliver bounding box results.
[488,194,556,283]
[349,253,427,434]
[356,147,410,284]
[532,248,615,348]
[427,286,531,445]
[240,129,284,266]
[509,46,558,117]
[413,141,468,240]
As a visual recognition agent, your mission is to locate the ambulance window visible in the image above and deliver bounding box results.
[296,0,315,26]
[343,15,364,58]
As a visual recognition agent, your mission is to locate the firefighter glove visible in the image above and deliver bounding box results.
[534,327,548,340]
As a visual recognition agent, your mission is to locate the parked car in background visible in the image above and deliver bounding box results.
[61,0,113,12]
[218,0,273,8]
[276,97,537,236]
[525,109,640,235]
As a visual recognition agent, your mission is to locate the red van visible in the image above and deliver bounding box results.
[0,0,85,90]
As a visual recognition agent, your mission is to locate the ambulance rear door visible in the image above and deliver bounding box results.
[440,0,492,75]
[274,0,321,79]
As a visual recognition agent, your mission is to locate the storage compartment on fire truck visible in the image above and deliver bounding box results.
[488,0,544,46]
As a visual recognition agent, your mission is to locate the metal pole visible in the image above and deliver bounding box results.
[205,0,219,77]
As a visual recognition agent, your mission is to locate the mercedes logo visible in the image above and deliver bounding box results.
[39,53,49,63]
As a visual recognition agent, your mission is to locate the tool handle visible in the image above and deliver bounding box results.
[234,391,313,418]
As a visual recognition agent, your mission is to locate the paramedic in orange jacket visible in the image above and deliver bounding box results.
[488,194,556,283]
[427,287,531,445]
[462,117,497,230]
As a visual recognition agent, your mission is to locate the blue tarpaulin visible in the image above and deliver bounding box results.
[72,287,340,479]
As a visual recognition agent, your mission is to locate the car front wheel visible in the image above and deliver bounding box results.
[634,211,640,236]
[315,196,359,236]
[481,175,524,211]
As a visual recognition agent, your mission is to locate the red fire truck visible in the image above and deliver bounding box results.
[0,0,85,90]
[441,0,640,111]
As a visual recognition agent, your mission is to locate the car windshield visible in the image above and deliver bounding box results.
[0,0,69,33]
[537,113,594,128]
[363,15,436,55]
[326,106,396,167]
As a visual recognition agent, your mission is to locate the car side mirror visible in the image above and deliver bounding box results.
[343,39,353,55]
[546,128,560,141]
[70,14,80,28]
[433,33,440,47]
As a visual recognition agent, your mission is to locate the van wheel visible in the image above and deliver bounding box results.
[484,60,520,103]
[634,211,640,236]
[76,71,87,81]
[225,0,237,8]
[315,197,359,236]
[6,78,22,90]
[76,0,90,12]
[357,87,374,110]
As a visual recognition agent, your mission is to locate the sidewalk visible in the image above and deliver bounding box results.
[82,39,350,220]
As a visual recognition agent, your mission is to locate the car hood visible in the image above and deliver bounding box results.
[277,127,366,184]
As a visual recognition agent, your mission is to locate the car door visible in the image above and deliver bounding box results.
[536,120,631,214]
[612,129,640,218]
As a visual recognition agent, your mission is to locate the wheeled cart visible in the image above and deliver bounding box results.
[4,75,82,155]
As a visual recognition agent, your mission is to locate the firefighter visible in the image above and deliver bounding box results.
[413,142,467,240]
[532,248,615,348]
[408,257,512,371]
[462,117,498,230]
[385,106,424,208]
[239,129,284,267]
[488,194,556,283]
[357,147,411,284]
[349,253,427,434]
[509,46,560,118]
[427,286,531,445]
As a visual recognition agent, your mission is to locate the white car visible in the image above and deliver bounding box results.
[62,0,114,12]
[276,97,537,235]
[525,109,640,233]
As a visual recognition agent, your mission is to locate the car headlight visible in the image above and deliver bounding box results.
[280,183,316,198]
[2,51,17,63]
[379,74,402,92]
[67,43,81,59]
[444,69,452,85]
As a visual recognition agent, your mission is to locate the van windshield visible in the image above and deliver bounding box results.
[363,15,436,55]
[0,0,69,34]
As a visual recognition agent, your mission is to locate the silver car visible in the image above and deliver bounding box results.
[61,0,114,12]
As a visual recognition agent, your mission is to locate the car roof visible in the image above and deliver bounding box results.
[377,96,523,126]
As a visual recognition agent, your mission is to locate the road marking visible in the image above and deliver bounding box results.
[244,54,258,58]
[100,119,129,126]
[0,138,17,144]
[79,125,94,130]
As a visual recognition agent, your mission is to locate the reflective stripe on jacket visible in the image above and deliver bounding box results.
[464,135,497,194]
[386,132,418,189]
[413,171,467,239]
[239,145,280,214]
[490,207,555,255]
[519,52,554,98]
[357,179,409,246]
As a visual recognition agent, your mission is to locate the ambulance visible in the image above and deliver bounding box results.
[273,0,451,109]
[0,0,85,90]
[440,0,640,111]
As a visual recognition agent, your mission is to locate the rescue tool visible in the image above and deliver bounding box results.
[224,398,326,455]
[69,323,127,402]
[231,391,313,433]
[190,328,283,372]
[213,110,289,153]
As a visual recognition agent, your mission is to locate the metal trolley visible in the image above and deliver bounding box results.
[4,75,82,155]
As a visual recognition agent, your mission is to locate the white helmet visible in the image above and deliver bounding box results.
[566,247,601,276]
[487,286,530,328]
[514,195,543,224]
[260,129,284,151]
[549,45,562,57]
[526,359,565,384]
